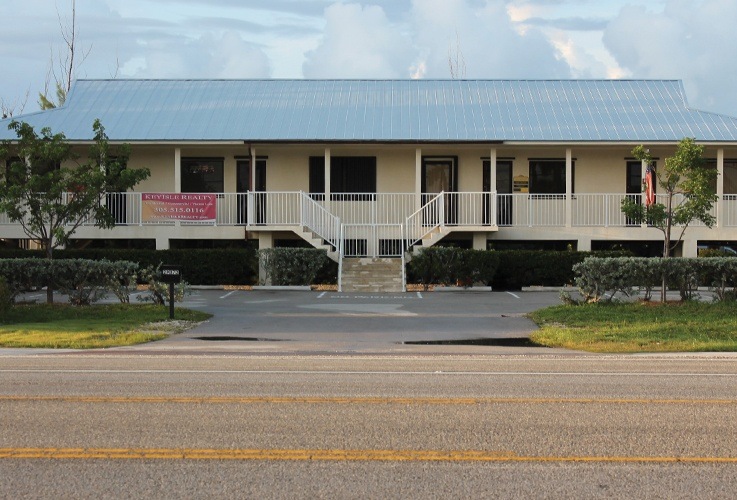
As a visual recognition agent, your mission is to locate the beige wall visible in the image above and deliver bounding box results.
[113,142,737,195]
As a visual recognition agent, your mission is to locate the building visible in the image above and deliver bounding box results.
[2,79,737,289]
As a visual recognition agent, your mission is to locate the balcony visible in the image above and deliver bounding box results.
[2,191,737,228]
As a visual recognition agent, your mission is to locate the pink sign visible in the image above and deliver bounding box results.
[142,193,217,222]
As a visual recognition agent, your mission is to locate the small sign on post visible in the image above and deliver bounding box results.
[160,265,182,320]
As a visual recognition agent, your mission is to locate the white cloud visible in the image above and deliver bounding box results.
[409,0,570,79]
[302,3,415,78]
[603,0,737,114]
[124,31,271,79]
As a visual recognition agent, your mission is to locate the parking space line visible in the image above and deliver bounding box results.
[219,291,238,299]
[417,292,423,299]
[506,292,521,299]
[318,292,327,299]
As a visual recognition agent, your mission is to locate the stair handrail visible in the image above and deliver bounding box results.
[404,191,444,250]
[300,192,341,250]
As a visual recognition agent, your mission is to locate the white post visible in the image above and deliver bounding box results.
[174,148,182,193]
[489,148,497,193]
[565,148,572,227]
[717,148,724,228]
[415,148,422,207]
[250,147,256,190]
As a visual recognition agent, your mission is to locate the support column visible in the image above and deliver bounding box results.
[472,232,487,250]
[258,232,274,285]
[415,148,422,207]
[174,148,182,193]
[577,238,592,252]
[489,148,497,193]
[155,237,170,250]
[250,147,256,190]
[565,148,573,228]
[641,158,649,229]
[681,239,698,258]
[717,148,724,228]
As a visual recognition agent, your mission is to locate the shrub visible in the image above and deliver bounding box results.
[406,247,499,289]
[573,257,737,303]
[0,248,259,285]
[0,276,11,312]
[259,248,331,286]
[136,264,191,305]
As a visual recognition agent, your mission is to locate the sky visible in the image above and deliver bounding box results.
[2,0,736,118]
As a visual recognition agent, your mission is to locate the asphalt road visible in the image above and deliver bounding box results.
[2,290,737,498]
[2,355,737,499]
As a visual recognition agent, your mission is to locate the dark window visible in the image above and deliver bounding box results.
[705,159,737,195]
[182,157,224,193]
[529,159,573,194]
[330,157,376,194]
[310,156,376,200]
[309,157,325,198]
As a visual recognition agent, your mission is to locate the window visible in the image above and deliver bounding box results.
[181,157,224,193]
[309,156,376,199]
[529,159,574,194]
[705,159,737,195]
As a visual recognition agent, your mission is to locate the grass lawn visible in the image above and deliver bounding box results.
[0,304,212,349]
[528,301,737,353]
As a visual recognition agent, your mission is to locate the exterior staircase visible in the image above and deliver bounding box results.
[340,258,405,293]
[297,227,340,262]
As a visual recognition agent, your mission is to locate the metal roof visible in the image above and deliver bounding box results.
[3,79,737,142]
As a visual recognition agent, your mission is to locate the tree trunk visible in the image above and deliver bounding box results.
[45,245,54,304]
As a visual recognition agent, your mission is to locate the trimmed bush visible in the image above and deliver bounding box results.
[259,248,331,286]
[0,248,259,285]
[406,247,499,289]
[0,276,10,312]
[573,257,737,302]
[0,258,140,304]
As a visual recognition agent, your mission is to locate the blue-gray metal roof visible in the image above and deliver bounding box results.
[3,79,737,142]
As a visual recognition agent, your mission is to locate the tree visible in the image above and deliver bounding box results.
[39,0,90,110]
[621,138,717,301]
[0,120,150,303]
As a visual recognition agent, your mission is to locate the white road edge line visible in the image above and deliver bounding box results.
[506,291,521,299]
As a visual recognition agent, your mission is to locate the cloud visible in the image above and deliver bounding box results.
[523,16,608,31]
[410,0,570,79]
[603,0,737,115]
[126,31,271,78]
[302,3,415,78]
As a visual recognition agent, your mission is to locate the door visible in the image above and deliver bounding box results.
[236,159,250,224]
[483,160,513,225]
[422,158,457,225]
[626,160,653,226]
[236,158,266,224]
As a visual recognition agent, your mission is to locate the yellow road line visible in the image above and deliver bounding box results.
[1,395,735,405]
[1,447,736,463]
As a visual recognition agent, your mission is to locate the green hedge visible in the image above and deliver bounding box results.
[574,257,737,302]
[0,249,258,285]
[490,250,629,290]
[406,247,499,288]
[259,248,334,286]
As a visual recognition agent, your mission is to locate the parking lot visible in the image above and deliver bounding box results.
[105,288,566,354]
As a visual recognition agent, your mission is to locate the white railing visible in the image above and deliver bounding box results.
[725,196,737,227]
[301,192,340,250]
[497,194,566,227]
[405,192,443,248]
[341,223,404,258]
[4,191,737,230]
[572,193,635,227]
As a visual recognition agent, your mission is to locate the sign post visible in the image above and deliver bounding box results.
[160,265,182,320]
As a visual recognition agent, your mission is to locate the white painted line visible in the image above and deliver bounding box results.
[417,292,423,299]
[244,299,287,304]
[506,292,521,299]
[219,291,237,299]
[318,292,327,299]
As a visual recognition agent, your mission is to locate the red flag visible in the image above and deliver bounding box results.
[644,166,655,207]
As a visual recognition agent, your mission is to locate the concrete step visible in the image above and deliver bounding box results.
[341,257,404,293]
